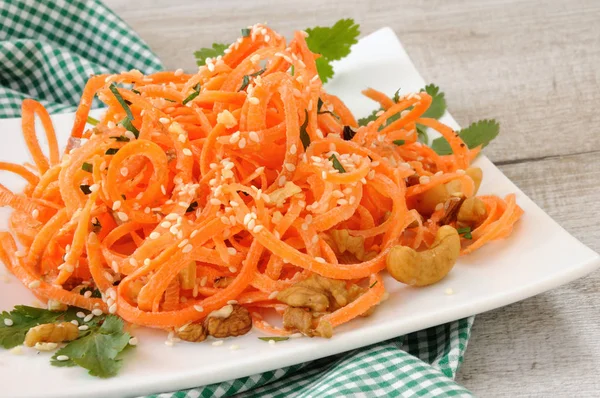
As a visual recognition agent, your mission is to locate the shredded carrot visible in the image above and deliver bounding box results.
[0,23,522,338]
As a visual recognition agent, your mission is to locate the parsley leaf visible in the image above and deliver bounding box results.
[86,116,99,126]
[51,315,131,378]
[299,110,311,151]
[357,109,379,126]
[329,154,346,173]
[258,337,289,342]
[194,43,228,66]
[0,306,78,349]
[431,119,500,155]
[421,84,446,119]
[305,19,360,83]
[105,148,119,155]
[457,226,473,239]
[183,83,201,105]
[392,140,405,146]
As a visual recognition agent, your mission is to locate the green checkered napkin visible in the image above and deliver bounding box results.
[0,1,475,397]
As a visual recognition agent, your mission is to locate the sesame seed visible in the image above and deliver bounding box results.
[31,209,39,219]
[193,305,204,312]
[144,258,151,266]
[84,314,94,323]
[311,235,319,244]
[253,225,264,233]
[149,232,160,240]
[112,200,121,210]
[89,184,99,193]
[119,167,129,177]
[210,198,221,206]
[92,308,103,316]
[249,97,260,105]
[160,221,171,228]
[289,144,297,155]
[229,200,239,207]
[83,290,92,298]
[278,175,287,186]
[182,244,193,253]
[76,311,85,318]
[117,212,128,221]
[435,203,444,212]
[249,131,260,143]
[315,257,326,263]
[247,219,256,230]
[28,280,40,289]
[71,320,79,326]
[284,163,296,172]
[229,344,239,351]
[15,250,25,258]
[419,176,431,184]
[227,247,237,256]
[109,304,117,314]
[229,266,238,273]
[238,138,247,149]
[170,225,179,235]
[200,276,208,286]
[104,271,114,282]
[178,239,189,248]
[174,68,184,76]
[321,171,327,179]
[128,337,138,346]
[3,318,13,326]
[212,340,224,346]
[182,148,192,156]
[349,196,356,205]
[178,201,188,207]
[159,117,170,124]
[445,288,455,295]
[78,325,89,331]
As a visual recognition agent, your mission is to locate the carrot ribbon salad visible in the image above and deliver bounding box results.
[0,23,522,341]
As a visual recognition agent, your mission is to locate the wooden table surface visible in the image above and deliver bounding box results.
[105,0,600,395]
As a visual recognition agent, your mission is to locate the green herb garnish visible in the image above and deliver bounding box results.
[299,110,310,151]
[329,154,346,173]
[81,162,93,173]
[457,227,473,240]
[431,120,500,156]
[194,43,228,66]
[108,83,134,120]
[80,286,102,298]
[258,337,290,342]
[182,83,201,105]
[241,28,251,37]
[80,185,91,195]
[370,281,378,288]
[86,116,99,126]
[105,148,119,155]
[238,69,266,91]
[392,140,405,146]
[305,19,360,83]
[111,135,130,142]
[119,118,139,139]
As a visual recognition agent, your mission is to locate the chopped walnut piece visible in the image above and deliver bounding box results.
[176,323,207,342]
[282,307,312,335]
[439,196,465,225]
[329,229,377,263]
[24,322,79,347]
[314,320,333,338]
[213,276,233,289]
[276,274,347,312]
[205,304,252,338]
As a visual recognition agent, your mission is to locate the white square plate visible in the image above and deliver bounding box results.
[0,27,598,398]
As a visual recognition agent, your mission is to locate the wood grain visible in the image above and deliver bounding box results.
[104,0,600,395]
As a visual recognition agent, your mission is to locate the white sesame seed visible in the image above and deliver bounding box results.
[15,250,25,258]
[174,68,184,76]
[210,198,221,206]
[144,258,151,266]
[31,209,39,219]
[229,344,239,351]
[117,212,128,221]
[229,200,239,207]
[92,308,103,316]
[28,280,41,289]
[88,184,100,193]
[83,290,92,298]
[3,318,13,326]
[247,219,256,230]
[249,131,260,143]
[112,200,122,211]
[178,201,188,208]
[83,314,94,323]
[182,148,192,156]
[170,225,179,235]
[178,239,189,248]
[149,231,160,240]
[315,257,326,263]
[349,196,356,205]
[249,97,260,105]
[227,247,237,256]
[159,117,170,124]
[54,354,69,362]
[253,225,264,233]
[229,266,238,273]
[194,305,204,312]
[284,163,296,172]
[104,271,114,282]
[76,311,85,319]
[71,320,79,326]
[278,175,287,186]
[212,340,224,346]
[290,144,297,155]
[160,221,171,229]
[445,288,455,295]
[321,171,327,179]
[419,176,431,184]
[109,304,117,314]
[128,337,138,346]
[182,244,193,253]
[78,325,89,331]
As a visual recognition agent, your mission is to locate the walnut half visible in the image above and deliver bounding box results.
[205,304,252,338]
[24,322,79,347]
[176,323,207,342]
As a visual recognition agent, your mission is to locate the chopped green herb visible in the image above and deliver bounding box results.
[163,98,176,103]
[119,118,139,139]
[357,109,379,126]
[50,315,132,378]
[392,89,401,103]
[329,154,346,173]
[370,281,378,288]
[392,139,405,146]
[86,116,99,126]
[108,83,134,120]
[186,201,198,213]
[105,148,119,155]
[457,227,473,240]
[258,337,289,342]
[431,119,500,156]
[239,69,266,91]
[111,135,130,142]
[421,84,446,119]
[80,185,91,195]
[81,162,93,173]
[290,65,295,76]
[416,126,429,145]
[80,286,102,298]
[241,28,251,37]
[182,83,201,105]
[342,125,356,141]
[305,19,360,83]
[194,43,228,66]
[131,89,141,95]
[299,110,311,151]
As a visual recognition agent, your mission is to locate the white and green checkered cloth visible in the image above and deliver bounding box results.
[0,1,475,396]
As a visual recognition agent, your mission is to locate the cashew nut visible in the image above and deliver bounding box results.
[413,167,483,215]
[457,196,487,227]
[386,225,460,286]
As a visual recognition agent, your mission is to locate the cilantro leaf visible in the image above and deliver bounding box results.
[357,109,379,126]
[306,19,359,83]
[392,140,405,146]
[299,110,311,150]
[258,337,289,342]
[457,226,473,239]
[81,162,93,173]
[421,84,446,119]
[194,43,228,66]
[0,306,79,349]
[431,119,500,155]
[329,154,346,173]
[183,83,201,105]
[86,116,99,126]
[416,126,429,145]
[51,315,131,378]
[241,28,251,37]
